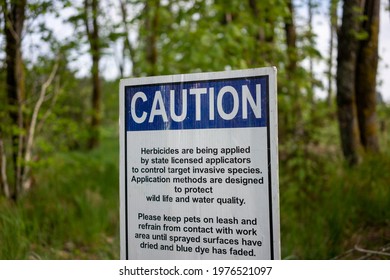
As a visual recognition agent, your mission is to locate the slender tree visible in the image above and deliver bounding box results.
[1,0,27,199]
[308,0,314,78]
[327,0,338,106]
[285,0,298,74]
[84,0,102,149]
[307,0,317,105]
[144,0,160,76]
[284,0,304,137]
[118,0,135,77]
[336,0,362,165]
[355,0,381,152]
[248,0,275,65]
[0,135,10,198]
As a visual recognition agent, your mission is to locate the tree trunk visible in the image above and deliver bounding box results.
[327,0,338,106]
[336,0,362,165]
[23,62,59,191]
[119,0,135,77]
[248,0,275,65]
[84,0,102,149]
[285,0,298,74]
[355,0,380,152]
[284,0,304,138]
[2,0,27,199]
[307,0,315,105]
[0,136,10,198]
[249,0,265,43]
[144,0,160,76]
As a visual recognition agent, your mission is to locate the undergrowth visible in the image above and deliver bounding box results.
[280,148,390,259]
[1,115,389,259]
[0,136,120,259]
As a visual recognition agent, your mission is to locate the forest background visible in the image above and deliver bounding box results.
[0,0,390,259]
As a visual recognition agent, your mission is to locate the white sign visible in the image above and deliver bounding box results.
[119,68,280,259]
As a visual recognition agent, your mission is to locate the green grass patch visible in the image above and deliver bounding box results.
[0,136,120,259]
[280,150,390,259]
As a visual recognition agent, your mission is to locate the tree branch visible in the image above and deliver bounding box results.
[22,61,59,190]
[1,1,20,43]
[83,0,93,42]
[119,0,135,71]
[0,136,10,198]
[37,77,61,133]
[354,244,390,257]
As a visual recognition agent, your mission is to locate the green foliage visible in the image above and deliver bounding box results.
[1,0,388,260]
[0,136,119,259]
[130,0,291,76]
[280,120,390,259]
[23,57,91,154]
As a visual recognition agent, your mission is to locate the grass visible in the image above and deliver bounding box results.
[1,123,389,259]
[280,149,390,259]
[0,134,120,259]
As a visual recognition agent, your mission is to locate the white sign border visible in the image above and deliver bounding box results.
[119,67,280,260]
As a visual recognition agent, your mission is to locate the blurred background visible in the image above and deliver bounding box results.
[0,0,389,259]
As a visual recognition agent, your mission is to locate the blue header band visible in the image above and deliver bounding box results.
[125,76,268,131]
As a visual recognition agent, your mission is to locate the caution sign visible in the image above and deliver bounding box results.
[119,67,280,259]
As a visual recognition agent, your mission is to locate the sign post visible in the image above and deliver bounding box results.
[119,67,279,259]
